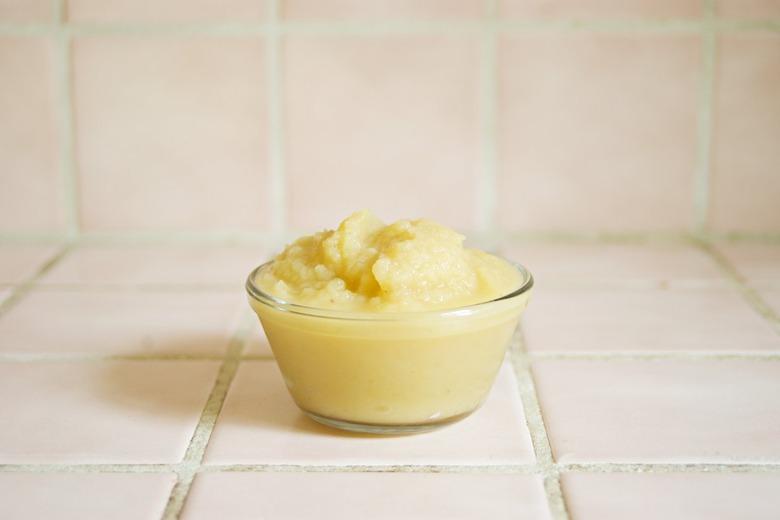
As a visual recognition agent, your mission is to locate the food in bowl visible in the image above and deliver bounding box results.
[246,210,533,433]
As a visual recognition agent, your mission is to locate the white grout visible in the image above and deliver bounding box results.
[693,0,717,234]
[160,312,252,520]
[0,245,71,318]
[509,326,570,520]
[266,0,286,237]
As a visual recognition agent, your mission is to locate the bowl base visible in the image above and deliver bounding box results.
[303,409,475,435]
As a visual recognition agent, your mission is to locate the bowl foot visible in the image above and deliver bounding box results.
[303,409,474,435]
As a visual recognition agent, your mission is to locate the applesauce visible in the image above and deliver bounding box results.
[247,211,533,433]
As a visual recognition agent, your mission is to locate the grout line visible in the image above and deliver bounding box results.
[0,245,72,319]
[160,312,252,520]
[200,464,539,474]
[529,351,780,361]
[560,462,780,474]
[54,0,80,239]
[267,0,286,237]
[2,461,777,475]
[509,326,570,520]
[697,241,780,335]
[476,2,498,235]
[693,0,717,234]
[0,353,229,363]
[0,463,178,473]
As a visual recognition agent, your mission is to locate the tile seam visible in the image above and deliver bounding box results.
[159,311,252,520]
[0,245,72,319]
[693,0,716,233]
[509,325,570,520]
[696,241,780,335]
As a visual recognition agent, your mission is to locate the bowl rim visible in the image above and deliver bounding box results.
[245,260,534,321]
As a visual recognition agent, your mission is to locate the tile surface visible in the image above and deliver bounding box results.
[0,473,175,520]
[205,361,534,465]
[501,243,724,287]
[68,0,266,22]
[40,245,266,286]
[498,34,699,232]
[184,472,550,520]
[718,0,780,18]
[499,0,700,19]
[285,36,481,231]
[243,321,273,357]
[282,0,483,19]
[562,473,780,520]
[0,0,52,22]
[532,360,780,463]
[0,37,64,233]
[0,244,58,284]
[711,34,780,232]
[522,287,780,352]
[73,37,269,232]
[0,361,218,463]
[0,290,242,355]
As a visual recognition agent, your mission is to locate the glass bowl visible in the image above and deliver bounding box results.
[246,261,533,434]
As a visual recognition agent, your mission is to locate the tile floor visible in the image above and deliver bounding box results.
[0,241,778,519]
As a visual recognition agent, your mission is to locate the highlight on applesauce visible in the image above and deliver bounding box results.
[254,210,523,311]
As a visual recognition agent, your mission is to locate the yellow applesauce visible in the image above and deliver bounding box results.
[248,211,532,430]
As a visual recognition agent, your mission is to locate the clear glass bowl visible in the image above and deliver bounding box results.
[246,261,533,434]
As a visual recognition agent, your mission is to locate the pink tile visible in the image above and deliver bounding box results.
[499,0,700,19]
[282,0,484,20]
[0,244,59,284]
[0,0,51,22]
[0,287,11,304]
[760,289,780,314]
[68,0,266,22]
[0,473,175,520]
[532,360,780,462]
[563,473,780,520]
[205,361,533,465]
[40,245,267,286]
[0,361,218,463]
[500,242,724,288]
[0,37,64,233]
[285,36,481,231]
[718,1,780,18]
[711,34,780,233]
[523,287,779,352]
[73,37,269,232]
[184,472,550,520]
[0,290,243,355]
[718,243,780,286]
[498,34,699,232]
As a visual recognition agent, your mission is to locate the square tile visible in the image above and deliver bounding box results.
[0,361,218,463]
[500,242,724,288]
[73,37,269,232]
[532,360,780,462]
[0,244,59,284]
[718,1,780,18]
[562,473,780,520]
[0,473,175,520]
[40,245,267,287]
[710,34,780,232]
[717,243,780,287]
[522,287,780,352]
[285,36,481,231]
[205,361,534,464]
[499,0,700,19]
[0,37,64,233]
[0,290,243,355]
[0,0,52,22]
[68,0,266,22]
[282,0,484,20]
[184,472,550,520]
[498,34,699,232]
